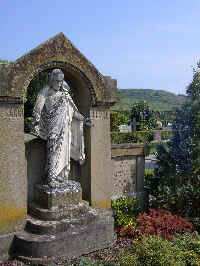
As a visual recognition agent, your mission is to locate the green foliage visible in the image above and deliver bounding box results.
[116,234,200,266]
[148,140,168,153]
[151,63,200,217]
[110,110,131,132]
[144,169,159,195]
[188,218,200,233]
[0,59,10,64]
[131,101,156,130]
[167,100,192,179]
[24,117,33,133]
[113,88,186,111]
[156,184,200,217]
[110,111,120,132]
[172,232,200,256]
[116,88,125,106]
[111,195,140,227]
[24,70,49,119]
[188,62,200,179]
[151,100,194,210]
[77,257,101,266]
[154,110,176,126]
[154,142,177,190]
[111,131,153,144]
[68,233,200,266]
[149,140,200,217]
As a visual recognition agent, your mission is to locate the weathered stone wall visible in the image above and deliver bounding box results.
[111,144,146,198]
[80,107,113,208]
[0,100,27,235]
[112,155,137,196]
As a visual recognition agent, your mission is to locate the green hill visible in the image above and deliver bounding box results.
[113,88,186,111]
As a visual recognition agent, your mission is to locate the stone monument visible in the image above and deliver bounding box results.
[0,33,117,262]
[12,70,116,263]
[32,68,87,187]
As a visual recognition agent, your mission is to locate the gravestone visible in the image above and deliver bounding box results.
[0,33,117,261]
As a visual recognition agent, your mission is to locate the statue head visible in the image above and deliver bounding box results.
[49,69,64,91]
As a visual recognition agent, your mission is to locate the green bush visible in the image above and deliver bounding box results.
[172,232,200,256]
[117,234,200,266]
[156,184,200,217]
[77,257,102,266]
[111,194,140,227]
[131,101,156,131]
[110,110,131,132]
[111,131,153,144]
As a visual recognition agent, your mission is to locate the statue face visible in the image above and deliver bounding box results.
[51,73,64,91]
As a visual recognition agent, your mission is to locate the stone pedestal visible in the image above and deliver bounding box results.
[12,181,116,263]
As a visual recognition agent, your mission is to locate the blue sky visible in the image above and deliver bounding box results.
[1,0,200,95]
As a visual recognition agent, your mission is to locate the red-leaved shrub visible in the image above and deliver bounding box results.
[136,209,193,240]
[115,225,138,238]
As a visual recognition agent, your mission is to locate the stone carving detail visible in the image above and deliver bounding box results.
[32,69,88,188]
[90,109,109,120]
[0,104,23,118]
[22,62,97,106]
[0,96,22,103]
[9,106,24,117]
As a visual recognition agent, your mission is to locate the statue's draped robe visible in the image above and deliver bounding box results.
[33,86,85,183]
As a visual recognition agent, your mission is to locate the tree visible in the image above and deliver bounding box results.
[148,63,200,217]
[187,62,200,180]
[131,101,156,131]
[110,110,131,132]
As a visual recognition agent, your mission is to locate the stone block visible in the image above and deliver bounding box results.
[29,201,90,221]
[11,208,116,263]
[0,233,14,262]
[34,181,82,209]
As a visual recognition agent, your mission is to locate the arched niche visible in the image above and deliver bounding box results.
[23,61,95,112]
[24,63,95,205]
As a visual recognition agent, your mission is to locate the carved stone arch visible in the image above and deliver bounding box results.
[3,33,116,106]
[22,61,97,108]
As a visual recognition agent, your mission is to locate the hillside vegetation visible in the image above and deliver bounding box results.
[113,88,186,111]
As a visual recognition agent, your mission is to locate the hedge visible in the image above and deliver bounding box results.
[111,131,153,144]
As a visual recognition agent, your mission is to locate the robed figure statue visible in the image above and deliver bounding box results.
[32,69,88,188]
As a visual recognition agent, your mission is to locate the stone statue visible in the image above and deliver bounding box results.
[32,69,89,188]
